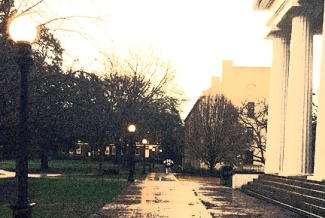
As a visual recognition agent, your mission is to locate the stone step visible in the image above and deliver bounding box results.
[242,175,325,218]
[253,179,325,201]
[242,188,323,218]
[258,175,325,192]
[244,182,325,215]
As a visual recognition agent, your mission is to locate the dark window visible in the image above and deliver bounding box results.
[248,102,255,118]
[135,147,141,156]
[243,150,254,165]
[247,127,253,142]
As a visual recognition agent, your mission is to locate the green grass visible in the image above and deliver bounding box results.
[0,159,147,217]
[0,159,99,171]
[33,178,128,218]
[0,178,129,218]
[0,159,146,179]
[0,160,16,170]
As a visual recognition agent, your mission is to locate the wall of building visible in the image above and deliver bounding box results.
[184,60,270,169]
[202,60,270,107]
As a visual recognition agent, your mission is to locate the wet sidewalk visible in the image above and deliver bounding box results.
[90,173,303,218]
[0,169,61,178]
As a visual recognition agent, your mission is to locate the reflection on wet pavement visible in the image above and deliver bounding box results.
[90,173,303,218]
[196,182,303,218]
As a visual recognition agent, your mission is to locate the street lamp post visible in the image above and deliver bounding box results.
[142,139,148,174]
[127,124,136,182]
[8,16,38,218]
[148,145,153,172]
[152,147,156,169]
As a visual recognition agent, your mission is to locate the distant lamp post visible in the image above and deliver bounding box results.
[148,145,153,172]
[127,124,136,182]
[142,139,148,174]
[152,148,156,168]
[9,15,38,218]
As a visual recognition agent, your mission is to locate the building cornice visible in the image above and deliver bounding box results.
[266,0,290,27]
[253,0,275,10]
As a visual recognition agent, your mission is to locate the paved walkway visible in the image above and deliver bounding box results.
[0,169,61,178]
[90,173,303,218]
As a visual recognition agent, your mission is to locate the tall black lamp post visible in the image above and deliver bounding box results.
[142,139,148,174]
[127,124,136,182]
[9,16,37,218]
[148,145,153,172]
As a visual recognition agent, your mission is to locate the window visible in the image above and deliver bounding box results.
[112,146,116,155]
[105,146,110,155]
[247,102,255,118]
[247,127,253,142]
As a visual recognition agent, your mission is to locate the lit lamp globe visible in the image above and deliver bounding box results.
[142,139,148,145]
[128,124,136,133]
[9,16,37,44]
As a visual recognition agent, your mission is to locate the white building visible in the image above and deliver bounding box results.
[253,0,325,181]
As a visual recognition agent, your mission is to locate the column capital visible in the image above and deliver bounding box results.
[265,26,291,40]
[262,0,321,39]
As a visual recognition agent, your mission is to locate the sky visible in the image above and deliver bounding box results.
[15,0,322,118]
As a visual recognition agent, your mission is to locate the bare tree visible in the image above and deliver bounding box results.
[187,95,249,173]
[2,0,109,68]
[102,46,186,164]
[238,99,268,164]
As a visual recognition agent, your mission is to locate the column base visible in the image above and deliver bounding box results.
[264,170,280,175]
[277,172,311,178]
[307,175,325,182]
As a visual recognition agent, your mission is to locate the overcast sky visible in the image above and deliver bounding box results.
[15,0,322,117]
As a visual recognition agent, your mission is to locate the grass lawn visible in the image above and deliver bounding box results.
[1,159,108,174]
[0,159,145,218]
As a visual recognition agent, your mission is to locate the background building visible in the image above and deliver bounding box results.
[202,60,270,107]
[184,60,270,170]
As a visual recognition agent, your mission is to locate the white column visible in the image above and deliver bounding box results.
[264,34,290,174]
[281,14,313,176]
[308,4,325,181]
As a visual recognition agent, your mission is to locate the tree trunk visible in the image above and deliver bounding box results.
[98,142,105,176]
[114,136,122,165]
[208,159,215,176]
[40,144,49,171]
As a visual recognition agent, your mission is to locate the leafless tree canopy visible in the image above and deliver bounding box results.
[187,95,250,171]
[238,99,268,164]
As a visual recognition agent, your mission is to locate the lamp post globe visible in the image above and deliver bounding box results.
[9,15,37,218]
[127,124,136,182]
[142,139,148,145]
[128,124,136,133]
[9,16,38,44]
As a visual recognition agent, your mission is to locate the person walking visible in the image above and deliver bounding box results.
[163,159,174,173]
